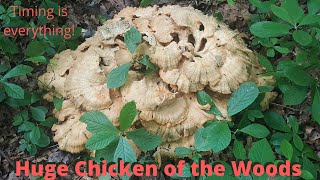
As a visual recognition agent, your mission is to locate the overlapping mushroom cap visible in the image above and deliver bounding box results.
[39,5,275,157]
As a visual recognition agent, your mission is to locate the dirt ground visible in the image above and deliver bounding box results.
[0,0,319,179]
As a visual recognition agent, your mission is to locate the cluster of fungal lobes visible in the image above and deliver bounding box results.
[39,5,275,157]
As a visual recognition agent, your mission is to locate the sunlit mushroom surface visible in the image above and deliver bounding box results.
[39,5,276,157]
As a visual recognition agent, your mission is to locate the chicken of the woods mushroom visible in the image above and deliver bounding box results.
[38,5,276,157]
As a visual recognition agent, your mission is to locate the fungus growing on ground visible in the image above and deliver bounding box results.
[39,5,276,157]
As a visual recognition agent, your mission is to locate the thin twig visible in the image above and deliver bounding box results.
[270,103,305,112]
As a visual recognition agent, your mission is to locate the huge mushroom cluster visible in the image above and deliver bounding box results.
[39,5,275,157]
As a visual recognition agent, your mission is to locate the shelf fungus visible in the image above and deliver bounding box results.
[39,5,276,157]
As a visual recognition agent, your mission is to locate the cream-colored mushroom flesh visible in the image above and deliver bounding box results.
[38,5,274,157]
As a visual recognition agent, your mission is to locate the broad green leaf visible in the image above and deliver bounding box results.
[0,64,9,73]
[140,0,152,7]
[282,0,305,24]
[312,87,320,124]
[249,0,273,13]
[292,134,303,151]
[85,131,118,150]
[25,40,49,57]
[174,147,193,157]
[40,117,57,128]
[106,63,131,88]
[124,27,141,53]
[30,126,41,144]
[267,48,275,57]
[264,111,291,132]
[119,101,138,132]
[300,14,320,25]
[30,106,46,122]
[293,30,312,46]
[233,139,246,160]
[3,82,24,99]
[140,54,157,74]
[280,139,293,160]
[2,65,33,80]
[248,138,275,164]
[126,128,161,151]
[94,138,119,162]
[270,132,292,146]
[274,46,290,54]
[271,5,293,24]
[18,121,35,132]
[35,128,50,147]
[300,170,315,180]
[113,137,136,163]
[302,157,317,179]
[227,82,259,116]
[279,84,307,105]
[80,112,117,133]
[206,121,231,152]
[0,35,19,54]
[196,90,222,116]
[25,56,47,63]
[250,21,292,38]
[53,97,63,111]
[307,0,320,15]
[194,128,211,151]
[288,116,299,133]
[283,66,314,86]
[172,163,192,178]
[257,54,273,71]
[240,124,270,138]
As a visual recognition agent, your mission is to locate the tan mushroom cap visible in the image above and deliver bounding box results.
[38,5,276,157]
[141,94,214,142]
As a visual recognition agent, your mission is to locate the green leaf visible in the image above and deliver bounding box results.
[307,0,320,15]
[0,35,19,54]
[282,0,305,24]
[124,27,141,53]
[302,156,317,179]
[119,101,138,132]
[194,128,211,151]
[53,97,63,111]
[206,121,231,152]
[80,112,118,133]
[18,121,35,132]
[106,63,131,88]
[300,170,315,180]
[312,86,320,124]
[30,126,41,144]
[140,0,153,7]
[250,21,292,38]
[113,137,136,163]
[126,128,161,151]
[279,83,307,105]
[85,131,118,150]
[248,138,274,164]
[288,116,299,133]
[2,65,33,80]
[280,139,293,160]
[30,106,46,122]
[270,132,292,146]
[3,82,24,99]
[40,117,57,128]
[240,124,270,138]
[25,40,49,57]
[196,90,222,116]
[283,66,314,86]
[300,14,320,25]
[94,138,119,162]
[174,147,193,157]
[25,56,47,63]
[293,30,312,46]
[0,64,9,73]
[35,128,50,147]
[264,111,291,132]
[292,134,303,151]
[267,48,275,57]
[233,139,246,160]
[140,54,157,73]
[227,82,259,116]
[274,46,290,54]
[271,5,293,24]
[257,54,273,71]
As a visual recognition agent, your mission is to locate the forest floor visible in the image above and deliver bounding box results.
[0,0,319,180]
